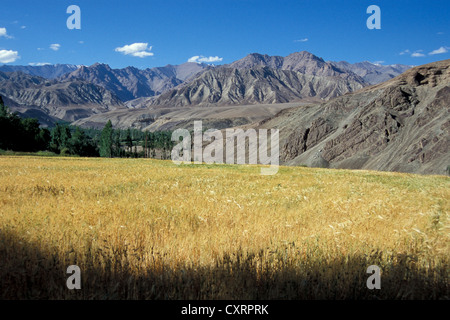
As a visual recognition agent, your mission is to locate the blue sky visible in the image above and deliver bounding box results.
[0,0,449,69]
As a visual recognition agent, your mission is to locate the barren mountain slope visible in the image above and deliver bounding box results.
[60,62,211,102]
[330,61,412,85]
[253,59,450,175]
[145,66,365,107]
[72,102,302,132]
[0,71,124,122]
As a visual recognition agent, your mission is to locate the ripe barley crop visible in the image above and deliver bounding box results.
[0,156,448,299]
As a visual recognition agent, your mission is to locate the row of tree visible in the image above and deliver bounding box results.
[49,123,99,157]
[0,97,174,158]
[0,97,50,152]
[98,120,174,159]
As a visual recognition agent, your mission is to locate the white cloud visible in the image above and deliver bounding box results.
[188,55,201,63]
[399,48,442,58]
[78,41,84,44]
[372,61,385,65]
[0,49,19,63]
[403,50,425,58]
[411,51,425,57]
[0,27,13,39]
[115,42,154,58]
[21,26,26,29]
[429,46,449,55]
[294,38,308,42]
[29,62,51,66]
[188,55,223,63]
[50,43,61,51]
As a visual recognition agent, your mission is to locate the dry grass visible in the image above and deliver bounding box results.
[0,156,448,299]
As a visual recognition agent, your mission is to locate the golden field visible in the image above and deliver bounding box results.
[0,155,448,299]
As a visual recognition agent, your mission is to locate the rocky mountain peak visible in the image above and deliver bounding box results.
[91,62,110,68]
[228,52,284,70]
[285,50,323,61]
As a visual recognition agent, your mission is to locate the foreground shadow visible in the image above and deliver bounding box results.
[0,230,448,300]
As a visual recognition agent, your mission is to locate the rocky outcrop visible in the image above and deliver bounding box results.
[282,117,334,161]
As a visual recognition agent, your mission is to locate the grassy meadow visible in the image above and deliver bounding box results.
[0,155,448,299]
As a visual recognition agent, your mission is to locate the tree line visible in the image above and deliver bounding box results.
[0,96,174,159]
[97,120,174,159]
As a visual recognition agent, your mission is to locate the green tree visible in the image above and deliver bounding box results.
[0,96,50,152]
[20,118,42,151]
[36,128,51,151]
[147,132,155,158]
[99,120,113,158]
[71,127,86,155]
[113,130,123,157]
[125,128,133,155]
[50,123,72,154]
[68,126,98,157]
[0,98,18,150]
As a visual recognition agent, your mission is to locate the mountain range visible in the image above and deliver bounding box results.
[68,52,412,130]
[0,52,448,175]
[138,52,366,107]
[0,64,80,79]
[1,51,411,108]
[58,62,212,102]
